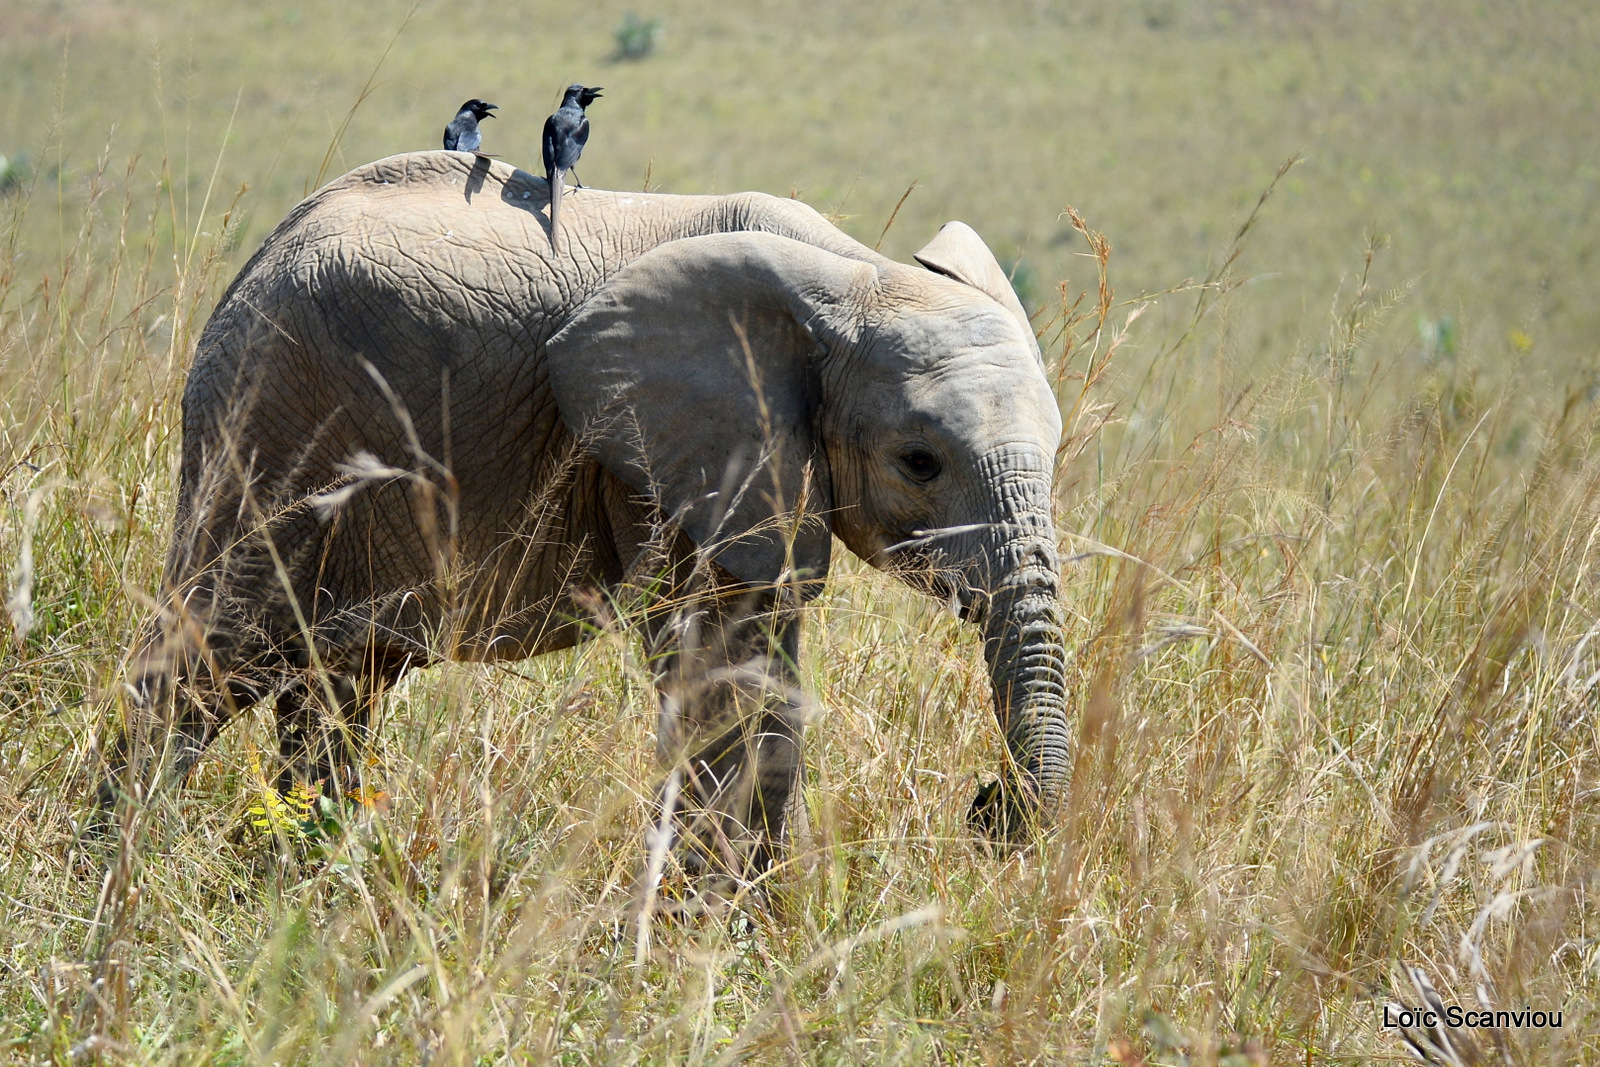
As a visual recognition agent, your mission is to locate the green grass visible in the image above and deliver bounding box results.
[3,1,1600,1063]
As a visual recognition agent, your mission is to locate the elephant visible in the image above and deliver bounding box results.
[99,151,1068,883]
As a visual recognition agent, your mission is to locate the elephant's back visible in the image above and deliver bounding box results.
[203,154,570,353]
[201,154,871,355]
[180,156,571,532]
[179,153,894,500]
[187,153,890,431]
[188,156,558,425]
[315,151,888,257]
[229,153,888,310]
[164,154,892,650]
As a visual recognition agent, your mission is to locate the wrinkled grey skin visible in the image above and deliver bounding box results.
[102,152,1067,874]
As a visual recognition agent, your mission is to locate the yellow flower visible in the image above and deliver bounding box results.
[348,787,390,809]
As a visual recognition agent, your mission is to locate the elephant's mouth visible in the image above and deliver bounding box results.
[950,580,989,624]
[880,534,989,625]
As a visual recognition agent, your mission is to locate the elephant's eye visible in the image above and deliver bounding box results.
[899,447,942,482]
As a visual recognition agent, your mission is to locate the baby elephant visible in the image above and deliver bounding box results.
[99,152,1068,887]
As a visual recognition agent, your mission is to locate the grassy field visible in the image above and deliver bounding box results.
[3,0,1600,1062]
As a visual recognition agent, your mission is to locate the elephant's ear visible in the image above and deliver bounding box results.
[545,231,868,589]
[913,221,1035,346]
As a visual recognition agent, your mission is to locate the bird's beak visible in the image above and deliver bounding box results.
[590,89,604,97]
[484,104,499,116]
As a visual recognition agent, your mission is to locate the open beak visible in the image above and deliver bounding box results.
[483,104,498,117]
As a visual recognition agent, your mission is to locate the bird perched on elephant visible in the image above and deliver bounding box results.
[98,151,1069,890]
[542,84,601,250]
[443,98,497,154]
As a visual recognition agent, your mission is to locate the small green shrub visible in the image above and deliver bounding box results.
[613,12,662,61]
[1418,313,1459,363]
[1008,257,1039,318]
[0,152,30,195]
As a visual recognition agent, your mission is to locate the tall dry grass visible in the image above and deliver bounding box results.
[2,105,1598,1067]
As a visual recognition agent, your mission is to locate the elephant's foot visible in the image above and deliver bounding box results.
[88,662,272,836]
[634,800,782,923]
[638,846,785,933]
[644,870,750,925]
[967,777,1034,848]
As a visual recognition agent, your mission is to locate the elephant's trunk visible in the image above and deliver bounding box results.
[980,532,1069,803]
[951,455,1068,838]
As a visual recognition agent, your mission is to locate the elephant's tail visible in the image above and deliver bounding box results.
[549,171,563,252]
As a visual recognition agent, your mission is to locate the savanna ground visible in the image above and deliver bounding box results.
[3,0,1600,1062]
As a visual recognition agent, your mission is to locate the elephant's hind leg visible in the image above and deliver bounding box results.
[274,649,412,797]
[274,676,361,796]
[91,643,277,825]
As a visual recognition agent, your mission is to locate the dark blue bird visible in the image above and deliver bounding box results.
[443,99,497,154]
[542,85,602,250]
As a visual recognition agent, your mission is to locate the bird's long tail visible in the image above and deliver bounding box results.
[549,171,563,252]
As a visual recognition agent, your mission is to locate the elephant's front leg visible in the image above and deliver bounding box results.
[649,589,806,895]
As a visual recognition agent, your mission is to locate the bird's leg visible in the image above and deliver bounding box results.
[569,168,585,189]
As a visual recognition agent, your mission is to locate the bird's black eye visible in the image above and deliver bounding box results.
[900,447,942,482]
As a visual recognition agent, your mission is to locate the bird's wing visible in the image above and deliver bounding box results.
[542,115,559,178]
[551,115,588,171]
[443,125,458,151]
